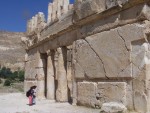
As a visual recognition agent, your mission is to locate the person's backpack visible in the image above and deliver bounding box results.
[26,89,31,97]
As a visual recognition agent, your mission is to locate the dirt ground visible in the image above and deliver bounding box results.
[0,93,100,113]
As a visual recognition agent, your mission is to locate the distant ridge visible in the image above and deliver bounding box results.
[0,31,25,71]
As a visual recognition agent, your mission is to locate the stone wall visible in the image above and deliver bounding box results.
[23,0,150,112]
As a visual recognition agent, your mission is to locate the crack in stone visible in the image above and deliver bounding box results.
[84,39,109,79]
[132,61,145,71]
[117,29,130,52]
[76,61,89,79]
[117,63,131,78]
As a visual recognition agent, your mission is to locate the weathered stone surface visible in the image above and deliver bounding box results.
[41,11,73,41]
[134,91,147,113]
[106,0,128,9]
[52,0,58,22]
[47,53,55,100]
[63,0,69,13]
[56,48,68,102]
[27,48,37,61]
[100,102,127,113]
[77,82,98,108]
[74,0,106,20]
[126,81,134,111]
[47,3,52,24]
[79,4,146,38]
[85,29,130,78]
[131,41,150,113]
[74,39,106,79]
[97,82,127,106]
[37,58,47,68]
[25,60,37,79]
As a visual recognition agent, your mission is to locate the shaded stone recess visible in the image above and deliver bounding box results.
[23,0,150,113]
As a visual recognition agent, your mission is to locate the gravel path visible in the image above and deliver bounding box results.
[0,93,100,113]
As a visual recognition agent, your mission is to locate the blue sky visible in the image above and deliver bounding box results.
[0,0,74,32]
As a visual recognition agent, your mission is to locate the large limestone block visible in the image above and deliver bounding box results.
[74,39,106,79]
[47,55,55,100]
[48,3,52,24]
[57,30,77,47]
[117,24,144,50]
[63,0,69,13]
[57,0,63,19]
[52,0,58,21]
[134,91,147,113]
[56,48,68,102]
[74,63,85,79]
[100,102,127,113]
[79,5,146,38]
[41,11,73,41]
[25,60,37,79]
[85,29,131,78]
[37,80,45,99]
[97,82,127,106]
[77,82,98,108]
[74,0,106,20]
[29,60,37,79]
[36,68,46,81]
[28,48,37,61]
[43,38,58,51]
[131,41,150,113]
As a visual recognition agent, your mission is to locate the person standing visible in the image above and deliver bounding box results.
[31,86,37,105]
[27,88,33,106]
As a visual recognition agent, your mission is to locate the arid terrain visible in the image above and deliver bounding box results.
[0,81,24,93]
[0,93,100,113]
[0,31,25,71]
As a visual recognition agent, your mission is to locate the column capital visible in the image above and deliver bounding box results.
[47,50,53,56]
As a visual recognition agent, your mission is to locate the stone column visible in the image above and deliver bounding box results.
[24,53,29,92]
[48,3,52,24]
[72,43,77,105]
[56,48,68,102]
[34,14,38,30]
[27,20,31,33]
[52,0,58,21]
[63,0,69,13]
[46,50,55,100]
[36,53,46,99]
[57,0,63,19]
[31,16,35,32]
[37,12,46,31]
[72,69,77,105]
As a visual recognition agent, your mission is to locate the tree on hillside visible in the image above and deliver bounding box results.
[0,67,24,82]
[0,67,12,78]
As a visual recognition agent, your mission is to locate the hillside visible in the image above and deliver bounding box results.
[0,31,25,71]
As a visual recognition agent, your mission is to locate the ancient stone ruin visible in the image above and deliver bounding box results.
[22,0,150,112]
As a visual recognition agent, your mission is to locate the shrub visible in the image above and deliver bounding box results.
[18,70,24,82]
[4,79,11,86]
[0,79,2,84]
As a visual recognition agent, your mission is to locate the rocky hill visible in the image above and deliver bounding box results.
[0,31,25,71]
